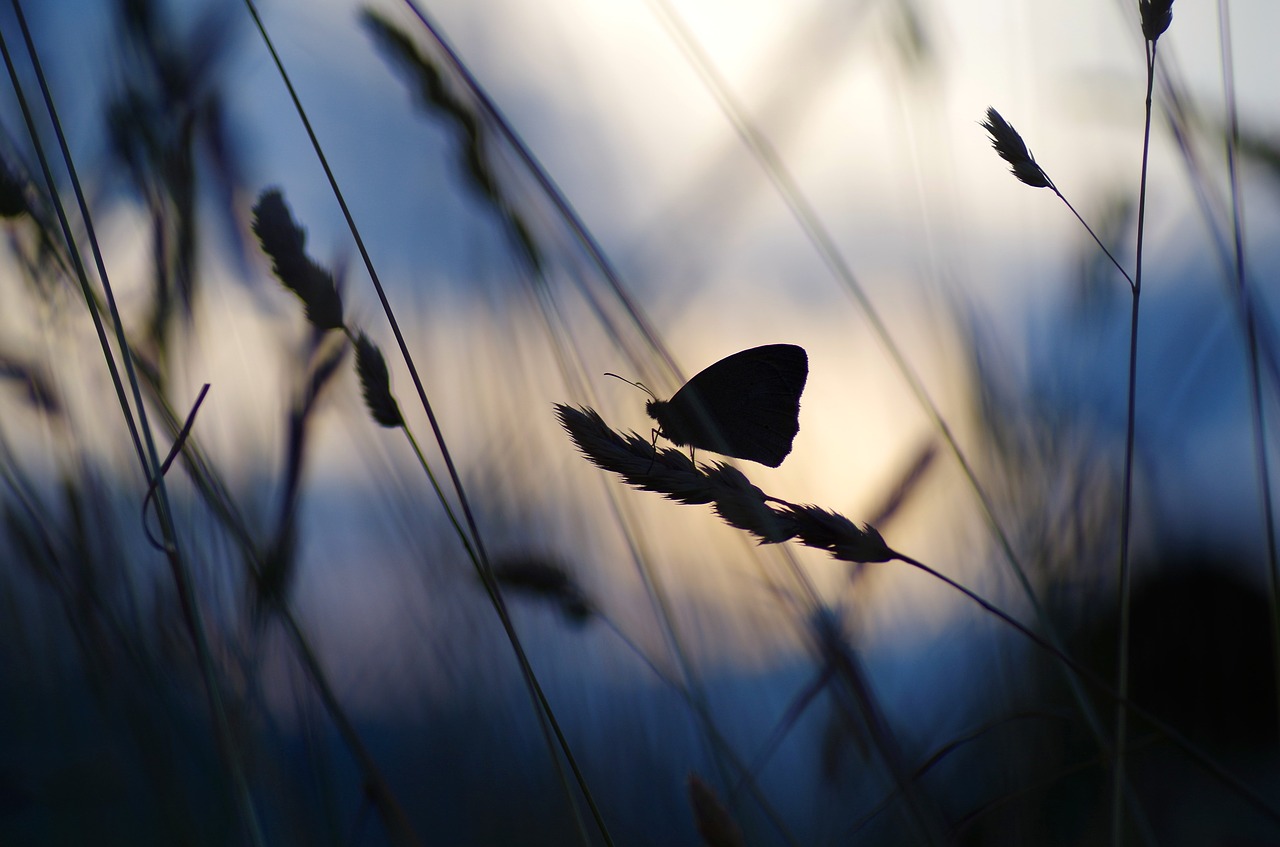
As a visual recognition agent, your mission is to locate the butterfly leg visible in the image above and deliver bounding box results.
[646,428,660,474]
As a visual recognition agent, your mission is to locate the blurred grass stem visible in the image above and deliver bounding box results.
[562,402,1280,825]
[650,0,1118,803]
[242,4,611,842]
[1112,28,1161,847]
[1216,0,1280,744]
[1051,187,1134,290]
[646,11,1129,792]
[1,2,266,843]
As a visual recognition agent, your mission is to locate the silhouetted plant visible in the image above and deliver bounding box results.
[559,401,1280,830]
[984,4,1185,840]
[251,189,346,332]
[104,0,246,362]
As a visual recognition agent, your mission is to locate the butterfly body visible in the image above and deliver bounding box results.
[645,344,807,468]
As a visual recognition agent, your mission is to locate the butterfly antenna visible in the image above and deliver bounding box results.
[604,372,661,471]
[603,372,656,400]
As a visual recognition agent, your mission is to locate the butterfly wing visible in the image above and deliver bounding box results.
[651,344,807,467]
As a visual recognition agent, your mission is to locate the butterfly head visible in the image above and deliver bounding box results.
[607,345,807,466]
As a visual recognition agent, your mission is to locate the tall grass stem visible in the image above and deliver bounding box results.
[1216,0,1280,745]
[242,4,611,842]
[1112,34,1159,847]
[647,0,1121,799]
[398,0,680,381]
[560,402,1280,826]
[1051,188,1135,289]
[2,4,266,843]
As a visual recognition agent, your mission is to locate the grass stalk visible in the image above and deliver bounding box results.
[560,403,1280,827]
[982,22,1177,840]
[1112,20,1164,843]
[592,614,803,846]
[1051,188,1135,289]
[355,16,815,824]
[61,281,422,845]
[278,609,421,846]
[648,9,1128,799]
[0,19,145,472]
[603,489,746,817]
[395,0,679,379]
[1144,55,1280,400]
[1216,0,1280,746]
[848,711,1077,839]
[241,6,611,842]
[1,4,265,843]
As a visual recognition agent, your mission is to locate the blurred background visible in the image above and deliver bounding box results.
[1,0,1279,844]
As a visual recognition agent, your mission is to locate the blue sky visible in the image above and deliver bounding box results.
[8,0,1279,664]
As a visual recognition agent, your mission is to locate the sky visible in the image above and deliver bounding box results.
[228,0,1280,537]
[7,0,1280,678]
[3,6,1279,840]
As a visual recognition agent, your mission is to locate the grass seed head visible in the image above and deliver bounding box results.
[687,773,745,847]
[1139,0,1173,41]
[355,333,404,428]
[556,404,721,505]
[252,188,345,331]
[492,555,593,624]
[252,189,306,274]
[0,159,27,218]
[297,259,346,332]
[783,505,895,563]
[559,404,898,562]
[704,463,798,543]
[982,107,1052,189]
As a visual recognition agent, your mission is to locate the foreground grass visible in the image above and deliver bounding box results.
[0,1,1277,845]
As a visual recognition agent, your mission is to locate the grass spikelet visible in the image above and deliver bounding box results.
[702,463,798,544]
[981,107,1134,289]
[556,404,719,505]
[981,107,1053,189]
[251,188,305,266]
[360,12,495,198]
[251,188,345,331]
[355,332,404,428]
[1139,0,1174,42]
[492,554,593,624]
[560,408,1280,824]
[361,11,544,275]
[0,354,59,415]
[686,773,745,847]
[0,157,28,218]
[780,505,895,564]
[558,404,895,563]
[295,257,345,331]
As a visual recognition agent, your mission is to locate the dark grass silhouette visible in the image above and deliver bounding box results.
[2,0,1279,845]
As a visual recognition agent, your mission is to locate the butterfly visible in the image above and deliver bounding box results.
[610,344,808,467]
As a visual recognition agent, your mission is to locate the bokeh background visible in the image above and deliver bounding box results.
[2,0,1279,844]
